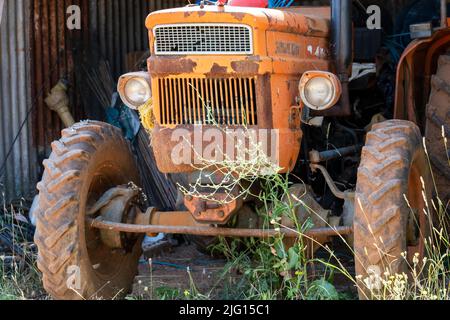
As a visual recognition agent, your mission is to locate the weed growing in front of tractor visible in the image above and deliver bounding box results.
[177,109,282,205]
[181,172,355,300]
[176,107,354,299]
[224,175,338,300]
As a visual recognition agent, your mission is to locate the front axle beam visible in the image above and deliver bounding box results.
[87,215,353,239]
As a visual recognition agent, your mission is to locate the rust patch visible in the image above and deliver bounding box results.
[149,57,197,75]
[231,60,260,74]
[198,11,206,18]
[209,63,228,75]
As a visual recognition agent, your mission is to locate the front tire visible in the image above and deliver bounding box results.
[33,121,143,300]
[354,120,432,299]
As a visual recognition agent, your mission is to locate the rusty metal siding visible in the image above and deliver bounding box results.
[0,0,36,200]
[30,0,187,153]
[31,0,90,166]
[29,0,186,175]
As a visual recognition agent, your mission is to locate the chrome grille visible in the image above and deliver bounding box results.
[154,24,253,55]
[157,77,257,126]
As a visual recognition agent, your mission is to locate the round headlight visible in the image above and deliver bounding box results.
[299,72,342,111]
[304,77,333,109]
[124,77,151,106]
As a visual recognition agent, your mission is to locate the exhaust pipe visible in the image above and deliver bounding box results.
[326,0,353,117]
[332,0,352,78]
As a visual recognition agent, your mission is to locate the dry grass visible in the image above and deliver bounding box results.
[0,196,47,300]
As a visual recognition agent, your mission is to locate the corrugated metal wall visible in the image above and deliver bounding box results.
[0,0,186,200]
[31,0,187,173]
[31,0,88,170]
[28,0,170,159]
[0,0,35,200]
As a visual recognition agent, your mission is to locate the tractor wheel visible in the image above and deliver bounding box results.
[33,121,143,300]
[354,120,432,299]
[425,54,450,204]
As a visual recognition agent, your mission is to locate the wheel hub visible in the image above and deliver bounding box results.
[87,186,141,249]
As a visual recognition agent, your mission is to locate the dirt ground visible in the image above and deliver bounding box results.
[131,239,357,300]
[132,242,231,299]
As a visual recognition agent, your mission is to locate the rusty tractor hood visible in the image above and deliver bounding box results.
[144,6,331,175]
[145,5,332,76]
[145,5,330,39]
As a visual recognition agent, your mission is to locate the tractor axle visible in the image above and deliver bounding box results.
[87,211,353,239]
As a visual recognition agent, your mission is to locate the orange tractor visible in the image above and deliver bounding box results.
[32,0,449,299]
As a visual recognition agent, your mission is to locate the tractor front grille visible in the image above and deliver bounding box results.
[154,24,253,55]
[157,77,258,126]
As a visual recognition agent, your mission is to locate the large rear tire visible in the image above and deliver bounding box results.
[425,54,450,204]
[354,120,432,299]
[33,121,143,300]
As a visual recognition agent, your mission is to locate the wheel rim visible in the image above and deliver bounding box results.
[84,162,131,280]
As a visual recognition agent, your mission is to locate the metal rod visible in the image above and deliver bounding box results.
[319,145,362,161]
[310,145,363,163]
[88,217,353,239]
[310,164,355,200]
